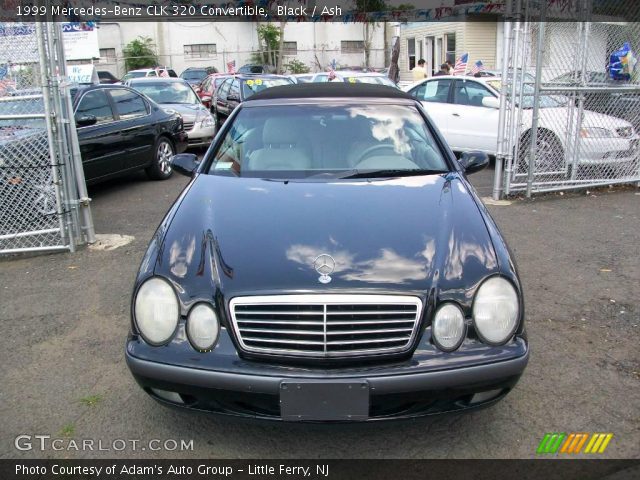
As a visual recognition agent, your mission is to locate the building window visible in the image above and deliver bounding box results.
[407,38,416,70]
[341,40,365,54]
[283,41,297,55]
[99,48,116,63]
[184,44,217,59]
[445,33,456,65]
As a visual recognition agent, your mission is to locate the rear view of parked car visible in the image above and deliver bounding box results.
[180,67,218,86]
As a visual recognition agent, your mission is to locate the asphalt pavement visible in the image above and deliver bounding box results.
[1,161,638,459]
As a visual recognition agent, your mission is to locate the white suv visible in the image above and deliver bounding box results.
[121,67,177,83]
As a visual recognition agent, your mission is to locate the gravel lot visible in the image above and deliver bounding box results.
[1,163,638,459]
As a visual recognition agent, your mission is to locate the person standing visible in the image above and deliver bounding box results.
[412,59,428,81]
[433,63,450,77]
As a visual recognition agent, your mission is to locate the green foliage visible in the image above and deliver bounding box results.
[285,59,310,74]
[255,23,281,67]
[60,423,75,437]
[122,36,158,71]
[80,394,103,407]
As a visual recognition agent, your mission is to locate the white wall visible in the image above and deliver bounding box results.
[96,21,387,76]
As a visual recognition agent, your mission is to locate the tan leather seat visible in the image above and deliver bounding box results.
[247,118,312,170]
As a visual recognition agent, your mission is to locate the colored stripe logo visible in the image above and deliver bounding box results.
[537,433,613,454]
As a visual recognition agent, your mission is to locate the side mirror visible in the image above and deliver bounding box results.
[200,95,212,103]
[76,114,97,127]
[459,151,490,174]
[226,94,239,103]
[482,96,500,109]
[172,153,200,177]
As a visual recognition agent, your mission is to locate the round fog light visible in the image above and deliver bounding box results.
[432,303,466,351]
[186,304,219,351]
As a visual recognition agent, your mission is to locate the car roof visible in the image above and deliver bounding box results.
[127,77,187,83]
[247,83,414,101]
[233,74,289,80]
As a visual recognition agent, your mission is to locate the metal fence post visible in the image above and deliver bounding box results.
[526,10,546,198]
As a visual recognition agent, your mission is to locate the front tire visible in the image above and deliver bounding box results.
[146,137,174,180]
[518,130,565,175]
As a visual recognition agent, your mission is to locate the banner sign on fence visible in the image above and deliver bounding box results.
[67,63,99,85]
[61,22,99,60]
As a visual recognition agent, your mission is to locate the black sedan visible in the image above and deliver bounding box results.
[1,85,187,184]
[73,85,187,183]
[212,74,292,129]
[126,84,528,422]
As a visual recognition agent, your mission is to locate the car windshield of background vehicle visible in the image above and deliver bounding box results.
[241,78,292,99]
[208,104,449,179]
[121,71,147,82]
[485,80,564,108]
[133,82,199,105]
[182,70,206,81]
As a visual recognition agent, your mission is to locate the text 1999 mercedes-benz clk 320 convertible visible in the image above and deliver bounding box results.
[125,83,528,422]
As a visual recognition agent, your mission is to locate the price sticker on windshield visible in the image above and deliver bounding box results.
[246,79,254,86]
[348,77,357,83]
[255,79,263,85]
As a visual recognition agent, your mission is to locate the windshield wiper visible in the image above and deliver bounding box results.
[336,169,448,179]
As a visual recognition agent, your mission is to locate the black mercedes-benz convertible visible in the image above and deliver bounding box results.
[125,83,528,421]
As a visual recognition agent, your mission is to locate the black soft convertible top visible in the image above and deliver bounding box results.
[247,83,414,101]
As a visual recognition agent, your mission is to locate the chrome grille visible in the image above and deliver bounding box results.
[229,295,422,357]
[182,121,195,132]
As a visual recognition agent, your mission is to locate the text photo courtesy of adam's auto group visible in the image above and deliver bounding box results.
[0,0,639,478]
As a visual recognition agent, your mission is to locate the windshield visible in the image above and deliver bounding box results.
[133,81,198,104]
[485,79,564,108]
[181,70,207,81]
[122,71,146,82]
[208,104,449,179]
[241,78,292,99]
[0,97,45,129]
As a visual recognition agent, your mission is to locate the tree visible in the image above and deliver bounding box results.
[353,0,388,69]
[122,37,158,72]
[252,23,281,68]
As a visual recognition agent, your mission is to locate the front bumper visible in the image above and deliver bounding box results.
[577,136,639,165]
[186,124,216,147]
[126,331,529,421]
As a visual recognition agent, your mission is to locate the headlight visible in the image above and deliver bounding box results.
[200,114,214,128]
[186,303,219,351]
[432,303,466,351]
[134,277,179,345]
[580,127,613,138]
[472,277,519,345]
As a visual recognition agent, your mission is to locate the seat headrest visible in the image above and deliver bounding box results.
[262,117,299,145]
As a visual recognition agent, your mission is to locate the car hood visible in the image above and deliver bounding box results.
[161,103,207,121]
[153,173,499,299]
[521,107,633,131]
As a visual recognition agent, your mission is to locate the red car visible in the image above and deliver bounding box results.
[195,73,234,110]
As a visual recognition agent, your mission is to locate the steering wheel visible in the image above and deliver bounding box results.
[353,144,398,166]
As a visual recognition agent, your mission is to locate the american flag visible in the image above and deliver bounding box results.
[470,60,485,75]
[453,53,469,75]
[227,60,236,74]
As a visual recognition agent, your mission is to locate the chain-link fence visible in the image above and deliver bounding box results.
[0,22,94,254]
[494,1,640,198]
